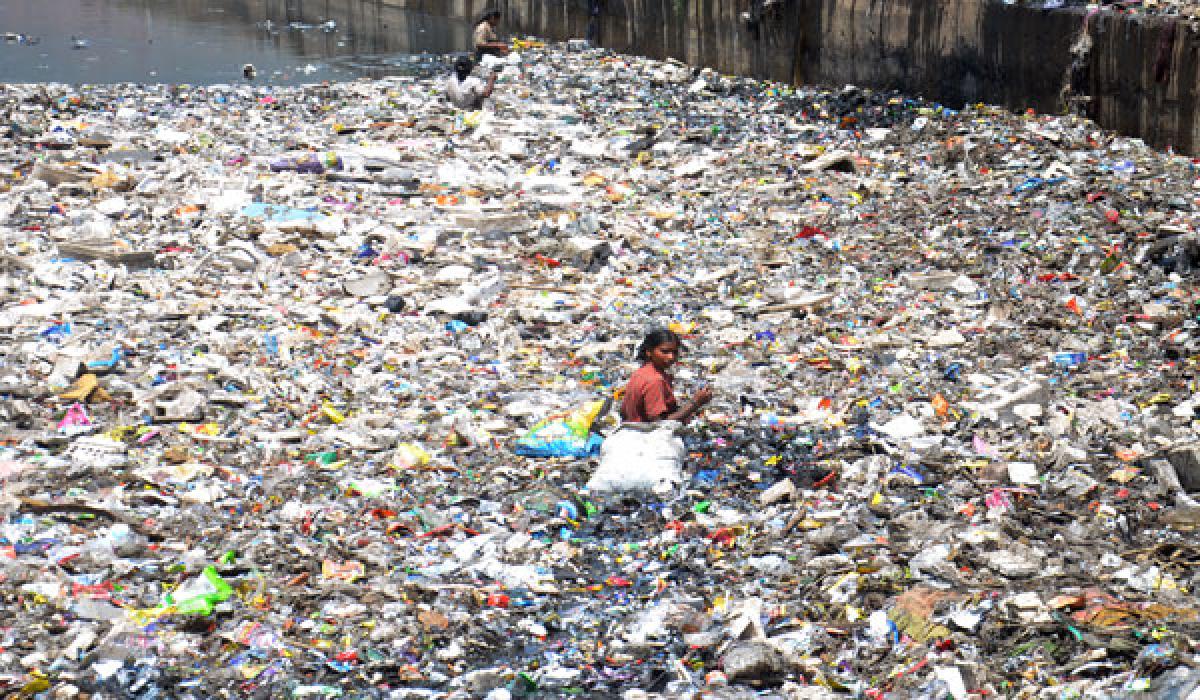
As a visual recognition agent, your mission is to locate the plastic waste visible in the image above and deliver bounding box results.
[587,421,686,494]
[513,399,607,458]
[0,33,1197,700]
[160,566,233,615]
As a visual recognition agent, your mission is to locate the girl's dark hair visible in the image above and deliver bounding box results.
[637,328,681,361]
[479,8,502,22]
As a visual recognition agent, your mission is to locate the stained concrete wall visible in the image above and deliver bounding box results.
[394,0,1200,153]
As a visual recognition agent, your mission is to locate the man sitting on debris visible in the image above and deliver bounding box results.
[473,9,510,60]
[444,56,496,111]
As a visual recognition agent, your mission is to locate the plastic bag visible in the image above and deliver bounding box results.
[392,443,431,468]
[586,421,686,494]
[513,399,607,458]
[162,565,233,615]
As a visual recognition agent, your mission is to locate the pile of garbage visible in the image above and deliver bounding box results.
[1019,0,1200,17]
[3,41,1200,699]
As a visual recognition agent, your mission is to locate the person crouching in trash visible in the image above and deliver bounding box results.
[621,329,712,423]
[445,56,496,111]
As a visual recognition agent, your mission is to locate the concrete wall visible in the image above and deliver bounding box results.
[392,0,1200,154]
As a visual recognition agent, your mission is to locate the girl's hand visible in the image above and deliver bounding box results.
[693,386,713,406]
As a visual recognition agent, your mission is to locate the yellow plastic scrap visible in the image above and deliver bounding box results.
[16,672,50,698]
[58,373,111,403]
[512,37,545,50]
[825,572,858,597]
[90,170,124,190]
[129,606,170,626]
[321,403,347,424]
[1140,392,1173,407]
[1109,467,1140,484]
[392,443,431,468]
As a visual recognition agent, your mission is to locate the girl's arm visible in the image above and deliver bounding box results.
[665,386,713,423]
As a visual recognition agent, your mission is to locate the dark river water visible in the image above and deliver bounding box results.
[0,0,473,85]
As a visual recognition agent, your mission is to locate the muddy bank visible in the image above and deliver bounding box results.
[392,0,1200,154]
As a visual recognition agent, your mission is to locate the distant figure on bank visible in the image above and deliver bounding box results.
[445,56,496,110]
[587,0,604,44]
[242,63,257,80]
[473,8,509,60]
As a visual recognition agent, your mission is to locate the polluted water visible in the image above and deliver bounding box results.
[4,33,1200,700]
[0,0,470,86]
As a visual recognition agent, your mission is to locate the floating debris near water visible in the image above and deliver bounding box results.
[0,37,1199,699]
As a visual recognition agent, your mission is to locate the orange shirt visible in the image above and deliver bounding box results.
[621,363,676,422]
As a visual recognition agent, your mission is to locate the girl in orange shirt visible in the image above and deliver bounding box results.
[620,329,712,423]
